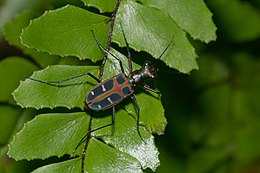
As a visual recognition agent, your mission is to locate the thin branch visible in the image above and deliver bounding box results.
[81,0,122,172]
[99,0,122,81]
[81,115,93,173]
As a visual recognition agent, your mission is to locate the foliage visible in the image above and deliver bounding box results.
[1,0,259,173]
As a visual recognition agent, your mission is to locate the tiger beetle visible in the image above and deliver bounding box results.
[29,25,173,156]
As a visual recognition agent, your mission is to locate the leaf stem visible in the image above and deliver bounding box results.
[98,0,122,81]
[82,0,122,172]
[81,115,93,173]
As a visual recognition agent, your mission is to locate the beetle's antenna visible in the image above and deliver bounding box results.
[118,22,133,73]
[152,35,174,71]
[91,30,125,74]
[157,35,174,61]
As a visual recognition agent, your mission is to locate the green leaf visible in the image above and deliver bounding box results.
[30,151,140,173]
[21,5,110,62]
[85,138,143,173]
[3,10,59,67]
[129,91,166,134]
[31,158,81,173]
[0,57,38,103]
[113,0,198,73]
[139,0,217,42]
[13,65,99,109]
[8,112,89,160]
[92,109,160,171]
[81,0,117,12]
[8,111,153,172]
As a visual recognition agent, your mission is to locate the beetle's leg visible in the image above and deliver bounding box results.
[131,94,146,144]
[119,22,132,74]
[140,84,161,100]
[91,30,125,74]
[70,107,115,157]
[140,83,160,94]
[29,72,100,87]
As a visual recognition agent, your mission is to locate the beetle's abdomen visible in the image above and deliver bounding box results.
[86,73,134,111]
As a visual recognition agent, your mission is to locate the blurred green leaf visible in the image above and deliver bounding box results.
[192,54,229,88]
[186,51,260,172]
[4,11,36,48]
[0,0,54,38]
[4,10,59,67]
[0,105,20,144]
[81,0,116,12]
[0,0,83,38]
[208,0,260,42]
[235,118,260,167]
[187,148,227,173]
[139,0,217,42]
[0,0,40,38]
[0,57,38,103]
[21,5,110,62]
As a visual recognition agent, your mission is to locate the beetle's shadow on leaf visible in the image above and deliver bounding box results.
[87,108,113,119]
[135,86,160,99]
[89,109,116,137]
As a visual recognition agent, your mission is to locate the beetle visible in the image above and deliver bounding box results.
[83,60,159,142]
[86,62,157,111]
[29,28,173,155]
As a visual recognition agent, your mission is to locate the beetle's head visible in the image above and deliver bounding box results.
[143,61,158,79]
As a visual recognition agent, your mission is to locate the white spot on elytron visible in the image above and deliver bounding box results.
[91,91,94,95]
[101,84,106,92]
[98,105,101,109]
[107,97,113,104]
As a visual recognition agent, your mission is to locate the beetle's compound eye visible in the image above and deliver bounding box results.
[143,61,158,79]
[143,61,151,67]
